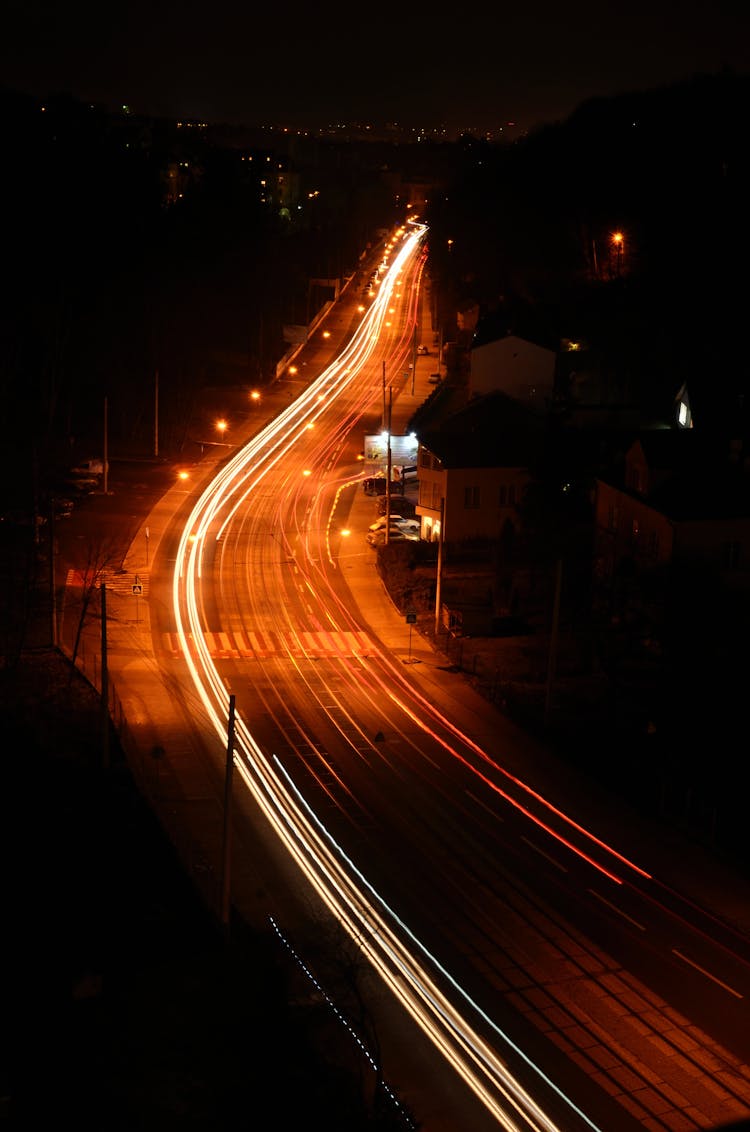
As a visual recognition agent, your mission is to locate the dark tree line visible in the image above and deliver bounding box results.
[0,87,401,512]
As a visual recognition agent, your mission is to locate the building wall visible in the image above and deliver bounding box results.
[417,446,528,543]
[445,467,528,541]
[673,517,750,579]
[594,480,675,579]
[470,335,556,405]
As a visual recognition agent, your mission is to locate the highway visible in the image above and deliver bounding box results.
[72,222,750,1131]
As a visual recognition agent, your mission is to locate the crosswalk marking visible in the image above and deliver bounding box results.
[163,629,375,660]
[66,567,149,597]
[64,572,376,659]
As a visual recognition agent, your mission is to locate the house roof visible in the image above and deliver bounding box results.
[418,391,546,469]
[648,466,750,521]
[471,307,560,354]
[612,429,750,520]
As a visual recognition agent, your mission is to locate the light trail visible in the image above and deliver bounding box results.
[170,224,618,1129]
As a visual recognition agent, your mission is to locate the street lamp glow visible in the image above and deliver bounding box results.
[216,418,228,437]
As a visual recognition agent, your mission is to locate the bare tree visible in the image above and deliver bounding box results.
[67,534,122,674]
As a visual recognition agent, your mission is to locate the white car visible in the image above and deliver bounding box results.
[368,514,406,532]
[367,525,419,547]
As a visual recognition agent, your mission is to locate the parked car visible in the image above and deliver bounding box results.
[367,525,419,547]
[64,475,99,494]
[49,497,75,519]
[362,475,388,495]
[70,458,103,476]
[368,514,406,532]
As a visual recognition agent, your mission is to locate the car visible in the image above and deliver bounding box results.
[366,526,418,547]
[50,497,75,519]
[362,475,388,495]
[368,514,406,532]
[428,373,441,385]
[417,345,430,355]
[70,459,103,476]
[65,475,99,494]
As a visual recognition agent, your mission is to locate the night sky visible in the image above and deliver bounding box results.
[3,0,750,135]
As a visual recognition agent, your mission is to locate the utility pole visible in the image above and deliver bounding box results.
[154,369,159,457]
[385,386,393,543]
[220,694,237,933]
[49,507,58,647]
[544,558,563,728]
[101,582,109,770]
[381,360,386,431]
[103,396,109,495]
[434,497,445,638]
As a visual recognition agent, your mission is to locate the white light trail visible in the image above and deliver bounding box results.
[170,225,606,1130]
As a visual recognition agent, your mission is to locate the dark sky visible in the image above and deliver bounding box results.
[3,0,750,134]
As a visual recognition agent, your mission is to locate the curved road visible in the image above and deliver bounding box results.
[61,222,750,1132]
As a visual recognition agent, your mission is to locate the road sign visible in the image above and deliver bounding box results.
[406,608,417,624]
[132,583,143,596]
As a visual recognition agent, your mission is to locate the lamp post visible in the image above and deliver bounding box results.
[611,231,624,277]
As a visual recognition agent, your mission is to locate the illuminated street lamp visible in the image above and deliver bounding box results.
[216,418,228,442]
[249,390,261,406]
[611,230,624,276]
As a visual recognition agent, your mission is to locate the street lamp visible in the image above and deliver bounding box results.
[611,231,624,276]
[216,418,228,442]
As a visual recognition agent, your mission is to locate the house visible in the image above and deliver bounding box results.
[415,391,546,545]
[468,307,559,407]
[594,430,750,596]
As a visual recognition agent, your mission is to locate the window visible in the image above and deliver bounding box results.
[464,486,480,509]
[724,540,741,570]
[420,449,431,468]
[627,467,643,492]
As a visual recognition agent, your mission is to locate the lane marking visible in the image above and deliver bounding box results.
[672,949,744,999]
[589,888,646,931]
